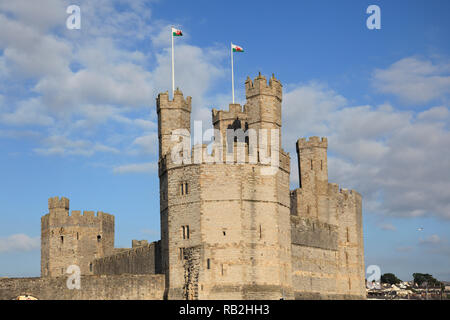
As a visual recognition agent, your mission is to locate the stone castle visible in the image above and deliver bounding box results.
[0,73,365,300]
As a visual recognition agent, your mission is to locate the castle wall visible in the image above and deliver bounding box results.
[92,241,162,275]
[0,274,164,300]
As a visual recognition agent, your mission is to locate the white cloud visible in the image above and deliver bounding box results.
[34,135,119,156]
[0,234,40,253]
[419,234,442,246]
[372,57,450,104]
[379,223,397,231]
[113,162,157,174]
[0,0,66,32]
[283,81,450,220]
[0,98,54,126]
[131,133,158,155]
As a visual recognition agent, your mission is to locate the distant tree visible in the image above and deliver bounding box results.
[413,273,442,287]
[380,273,401,285]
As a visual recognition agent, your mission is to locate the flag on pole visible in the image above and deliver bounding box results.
[172,27,183,36]
[230,43,244,104]
[232,44,244,52]
[171,27,183,96]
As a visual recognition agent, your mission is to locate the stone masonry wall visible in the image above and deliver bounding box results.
[0,274,165,300]
[92,241,162,275]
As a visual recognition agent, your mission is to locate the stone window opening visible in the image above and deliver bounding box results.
[60,236,64,244]
[259,225,262,239]
[180,183,184,195]
[346,227,350,243]
[223,230,226,236]
[311,159,313,170]
[77,232,79,240]
[89,263,93,272]
[321,160,323,170]
[221,264,224,276]
[185,182,189,195]
[179,248,185,260]
[182,225,190,239]
[97,235,102,242]
[207,259,211,269]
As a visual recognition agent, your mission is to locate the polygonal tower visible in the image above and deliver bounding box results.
[157,74,293,300]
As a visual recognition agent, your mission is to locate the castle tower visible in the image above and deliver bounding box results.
[158,75,293,300]
[41,197,114,277]
[294,137,330,222]
[157,89,192,159]
[245,73,282,147]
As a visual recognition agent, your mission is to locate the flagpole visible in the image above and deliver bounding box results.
[171,28,175,98]
[231,42,235,104]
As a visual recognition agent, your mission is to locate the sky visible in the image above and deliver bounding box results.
[0,0,449,282]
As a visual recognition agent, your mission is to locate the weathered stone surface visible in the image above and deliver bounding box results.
[0,274,164,300]
[93,241,162,275]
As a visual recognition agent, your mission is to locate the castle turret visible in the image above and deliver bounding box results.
[157,89,192,159]
[48,196,69,216]
[291,137,329,221]
[41,197,114,277]
[245,73,282,130]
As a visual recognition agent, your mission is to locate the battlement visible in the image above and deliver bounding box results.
[158,141,290,175]
[48,196,69,210]
[245,72,282,100]
[212,103,247,125]
[43,197,114,226]
[156,89,192,113]
[296,136,328,149]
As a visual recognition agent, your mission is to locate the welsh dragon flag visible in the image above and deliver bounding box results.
[172,28,183,36]
[232,44,244,52]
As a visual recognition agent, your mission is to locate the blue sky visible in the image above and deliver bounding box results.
[0,0,449,281]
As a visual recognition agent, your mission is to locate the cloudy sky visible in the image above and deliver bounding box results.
[0,0,449,281]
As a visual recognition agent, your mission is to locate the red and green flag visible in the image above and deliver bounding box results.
[172,27,183,37]
[232,44,244,52]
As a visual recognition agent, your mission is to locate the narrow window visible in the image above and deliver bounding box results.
[321,160,323,170]
[180,183,184,195]
[179,248,184,260]
[311,159,313,170]
[97,235,101,242]
[185,183,189,195]
[77,232,79,240]
[207,259,210,269]
[89,263,93,272]
[181,226,189,239]
[60,236,64,244]
[345,252,349,266]
[259,225,262,239]
[221,264,224,276]
[346,227,350,243]
[223,231,226,236]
